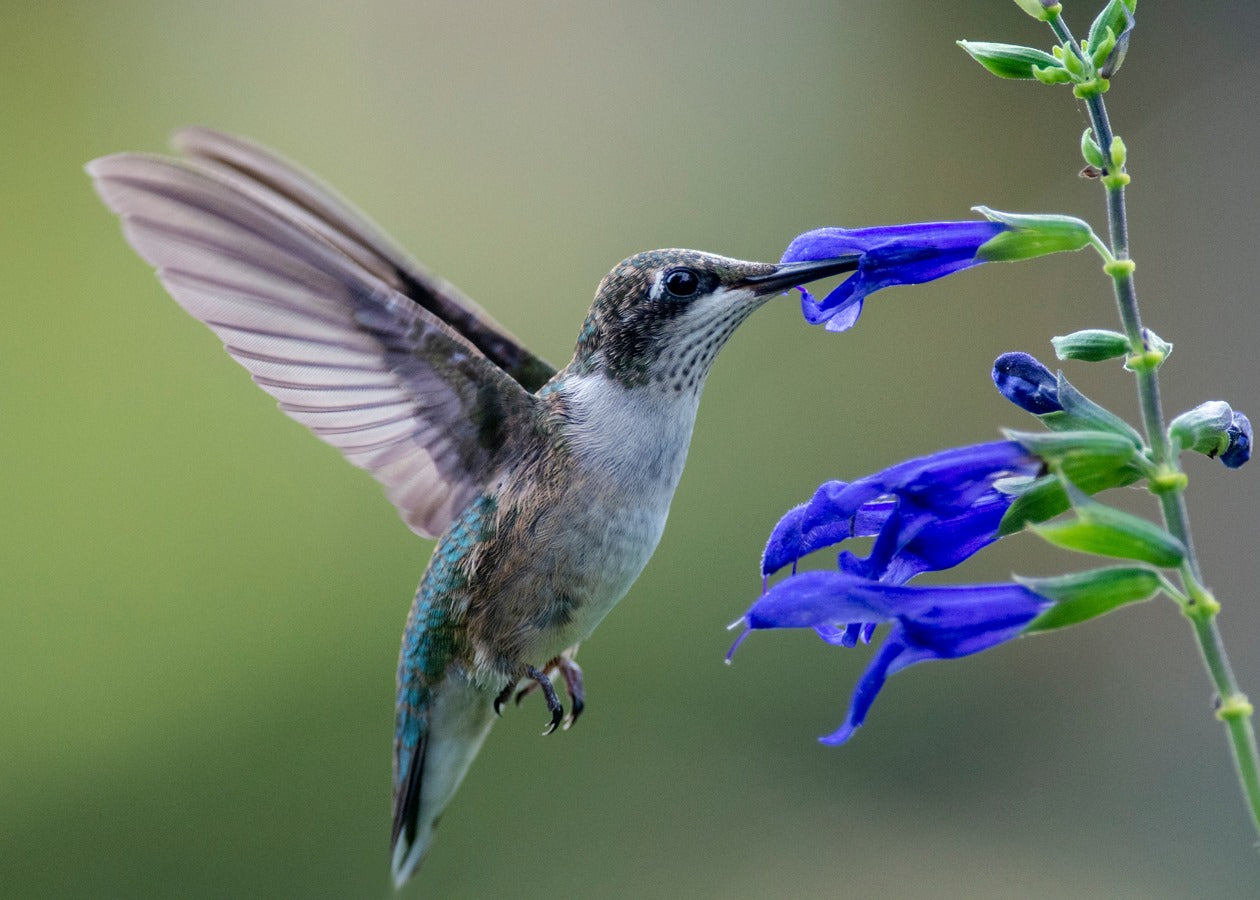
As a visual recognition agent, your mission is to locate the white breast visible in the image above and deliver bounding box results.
[542,372,702,651]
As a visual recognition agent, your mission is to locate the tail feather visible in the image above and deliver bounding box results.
[391,820,435,891]
[390,717,429,854]
[390,673,499,889]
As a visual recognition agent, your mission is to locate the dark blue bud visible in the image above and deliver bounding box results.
[1221,411,1252,469]
[993,352,1063,415]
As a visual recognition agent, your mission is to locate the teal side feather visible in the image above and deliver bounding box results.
[394,494,497,791]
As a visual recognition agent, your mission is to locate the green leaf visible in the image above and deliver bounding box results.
[1019,566,1162,633]
[957,41,1063,80]
[1052,328,1128,362]
[1030,503,1185,568]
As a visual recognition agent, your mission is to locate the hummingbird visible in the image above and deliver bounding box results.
[88,129,857,888]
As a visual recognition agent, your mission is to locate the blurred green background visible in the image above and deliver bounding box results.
[5,2,1260,897]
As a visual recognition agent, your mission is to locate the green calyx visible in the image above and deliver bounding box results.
[973,207,1094,262]
[1169,400,1234,459]
[1037,375,1144,446]
[1006,429,1141,466]
[998,465,1143,537]
[1030,499,1186,568]
[1020,566,1166,634]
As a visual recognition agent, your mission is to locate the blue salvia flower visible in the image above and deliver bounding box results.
[735,441,1048,743]
[744,574,1052,744]
[782,210,1093,332]
[782,222,1006,331]
[760,441,1042,583]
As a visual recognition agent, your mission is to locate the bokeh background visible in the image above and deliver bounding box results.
[5,2,1260,897]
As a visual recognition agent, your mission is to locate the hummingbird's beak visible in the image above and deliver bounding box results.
[742,255,862,296]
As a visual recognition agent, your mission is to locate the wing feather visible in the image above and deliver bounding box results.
[170,127,557,391]
[89,150,544,538]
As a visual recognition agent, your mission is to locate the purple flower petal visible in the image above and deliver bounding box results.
[1222,411,1252,468]
[741,438,1056,746]
[820,636,925,745]
[761,441,1040,580]
[782,221,1007,331]
[743,573,1051,744]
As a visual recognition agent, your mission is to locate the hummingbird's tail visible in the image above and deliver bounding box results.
[391,672,498,889]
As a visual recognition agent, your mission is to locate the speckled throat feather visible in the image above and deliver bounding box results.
[572,249,775,388]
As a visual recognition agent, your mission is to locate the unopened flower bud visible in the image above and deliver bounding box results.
[993,352,1062,415]
[1221,412,1252,469]
[1012,0,1061,22]
[1052,329,1129,362]
[957,41,1063,81]
[1170,401,1234,456]
[1080,129,1106,169]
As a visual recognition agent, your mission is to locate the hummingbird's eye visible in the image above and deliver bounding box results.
[662,267,701,299]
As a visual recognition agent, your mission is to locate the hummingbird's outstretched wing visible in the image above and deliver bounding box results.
[169,127,557,393]
[89,150,545,538]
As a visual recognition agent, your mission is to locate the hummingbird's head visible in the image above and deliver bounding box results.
[570,249,857,392]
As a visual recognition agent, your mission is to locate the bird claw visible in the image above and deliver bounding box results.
[526,665,564,735]
[493,681,513,717]
[513,655,585,730]
[559,657,585,729]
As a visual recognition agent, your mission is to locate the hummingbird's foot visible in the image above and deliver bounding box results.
[525,665,565,735]
[493,681,514,718]
[513,655,585,729]
[558,657,584,729]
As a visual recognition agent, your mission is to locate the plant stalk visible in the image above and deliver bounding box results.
[1049,8,1260,841]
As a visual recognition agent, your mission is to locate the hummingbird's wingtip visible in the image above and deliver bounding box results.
[84,154,124,180]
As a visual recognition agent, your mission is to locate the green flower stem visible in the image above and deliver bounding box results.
[1188,604,1260,836]
[1048,8,1260,840]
